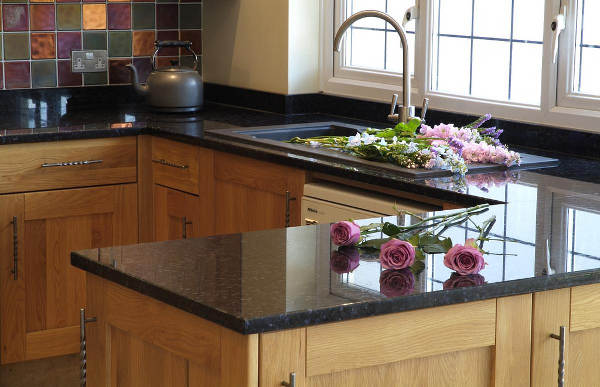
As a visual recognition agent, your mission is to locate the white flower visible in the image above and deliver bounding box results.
[392,136,398,144]
[309,141,321,147]
[347,133,362,147]
[362,134,376,145]
[379,138,387,146]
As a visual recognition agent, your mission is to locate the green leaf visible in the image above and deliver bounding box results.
[375,128,396,138]
[408,234,420,247]
[358,238,391,250]
[382,222,402,237]
[410,260,425,275]
[441,237,453,252]
[415,248,425,261]
[406,118,422,132]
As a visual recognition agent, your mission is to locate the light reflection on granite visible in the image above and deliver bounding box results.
[73,197,600,334]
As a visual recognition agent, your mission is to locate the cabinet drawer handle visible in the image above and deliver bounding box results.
[550,326,566,387]
[305,218,319,225]
[152,159,189,169]
[285,191,297,228]
[42,160,103,168]
[281,372,296,387]
[182,216,193,239]
[10,216,17,280]
[80,308,97,387]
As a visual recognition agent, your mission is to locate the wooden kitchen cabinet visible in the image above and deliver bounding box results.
[214,151,305,235]
[153,185,207,241]
[0,184,138,364]
[532,284,600,386]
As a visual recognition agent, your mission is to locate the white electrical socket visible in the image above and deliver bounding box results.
[71,50,108,73]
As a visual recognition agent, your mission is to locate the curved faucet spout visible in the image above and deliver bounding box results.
[334,10,413,123]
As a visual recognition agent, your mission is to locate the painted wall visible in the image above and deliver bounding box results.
[203,0,319,95]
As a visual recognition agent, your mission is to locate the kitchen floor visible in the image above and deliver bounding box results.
[0,354,79,387]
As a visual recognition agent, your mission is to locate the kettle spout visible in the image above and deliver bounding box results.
[126,64,149,96]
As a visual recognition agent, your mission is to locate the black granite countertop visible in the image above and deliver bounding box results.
[72,197,600,334]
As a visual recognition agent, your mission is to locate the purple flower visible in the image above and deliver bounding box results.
[379,268,415,297]
[471,113,492,129]
[330,221,361,246]
[379,239,416,270]
[443,272,486,289]
[443,239,486,275]
[330,247,360,274]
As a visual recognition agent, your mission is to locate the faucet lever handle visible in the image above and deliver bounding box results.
[420,98,430,122]
[390,94,399,117]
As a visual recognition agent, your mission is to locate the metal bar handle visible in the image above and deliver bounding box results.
[10,216,17,280]
[151,159,189,170]
[80,308,97,387]
[281,372,296,387]
[285,191,297,228]
[42,160,103,168]
[182,217,192,239]
[550,325,567,387]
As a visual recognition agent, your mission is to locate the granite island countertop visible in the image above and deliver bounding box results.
[72,192,600,334]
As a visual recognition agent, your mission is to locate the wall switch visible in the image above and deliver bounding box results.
[71,50,108,73]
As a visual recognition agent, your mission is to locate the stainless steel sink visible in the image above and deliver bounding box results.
[232,122,364,142]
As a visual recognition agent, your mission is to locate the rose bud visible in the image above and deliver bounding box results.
[330,221,361,246]
[443,272,486,289]
[379,268,415,297]
[443,241,486,275]
[330,247,360,274]
[379,239,415,270]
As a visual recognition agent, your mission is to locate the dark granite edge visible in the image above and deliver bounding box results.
[71,252,251,333]
[72,249,600,334]
[0,128,141,145]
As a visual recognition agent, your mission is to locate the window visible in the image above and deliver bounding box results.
[322,0,600,133]
[341,0,416,75]
[432,0,545,105]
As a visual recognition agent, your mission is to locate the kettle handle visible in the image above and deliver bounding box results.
[151,40,199,71]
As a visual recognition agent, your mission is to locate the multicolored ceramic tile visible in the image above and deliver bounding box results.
[133,30,154,56]
[157,4,178,30]
[4,33,30,60]
[3,4,28,32]
[108,58,131,84]
[4,61,30,89]
[82,4,106,30]
[58,60,82,86]
[108,30,131,57]
[31,60,57,87]
[30,4,55,31]
[132,3,155,29]
[179,4,201,29]
[0,1,202,90]
[107,3,131,30]
[31,32,56,59]
[57,31,81,59]
[57,4,81,31]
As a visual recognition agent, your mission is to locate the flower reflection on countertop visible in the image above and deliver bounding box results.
[443,273,487,289]
[330,247,360,274]
[380,269,415,297]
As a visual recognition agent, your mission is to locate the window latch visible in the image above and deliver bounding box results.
[551,5,567,63]
[402,6,419,29]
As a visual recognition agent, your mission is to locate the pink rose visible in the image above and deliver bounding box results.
[330,247,360,274]
[330,221,361,246]
[443,240,486,275]
[379,239,415,270]
[443,272,486,289]
[379,269,415,297]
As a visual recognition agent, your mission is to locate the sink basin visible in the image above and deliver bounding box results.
[206,121,559,178]
[234,122,364,142]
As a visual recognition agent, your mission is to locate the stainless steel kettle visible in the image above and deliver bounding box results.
[127,40,203,113]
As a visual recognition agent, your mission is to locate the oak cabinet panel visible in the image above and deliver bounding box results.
[153,185,208,241]
[0,184,138,364]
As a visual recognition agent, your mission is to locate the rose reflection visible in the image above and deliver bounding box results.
[443,272,486,289]
[379,268,415,297]
[330,247,360,274]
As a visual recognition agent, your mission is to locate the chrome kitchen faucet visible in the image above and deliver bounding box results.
[333,10,416,124]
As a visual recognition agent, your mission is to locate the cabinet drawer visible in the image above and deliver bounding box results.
[152,138,201,195]
[0,137,137,194]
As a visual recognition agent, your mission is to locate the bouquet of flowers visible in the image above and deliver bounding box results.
[329,204,496,296]
[288,114,520,176]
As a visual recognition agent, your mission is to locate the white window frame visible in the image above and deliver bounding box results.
[319,0,600,133]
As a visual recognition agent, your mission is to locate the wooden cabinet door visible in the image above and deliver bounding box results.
[0,184,137,364]
[154,185,208,241]
[214,152,304,235]
[260,296,532,387]
[532,284,600,387]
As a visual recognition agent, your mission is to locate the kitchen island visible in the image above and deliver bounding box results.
[72,205,600,387]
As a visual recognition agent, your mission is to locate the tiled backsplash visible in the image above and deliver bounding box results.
[0,0,202,89]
